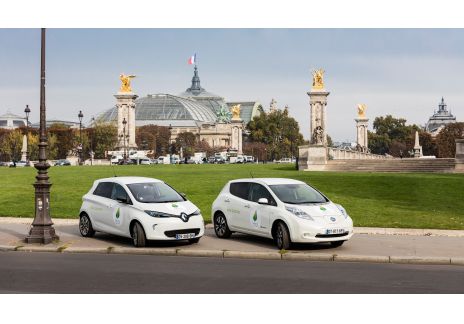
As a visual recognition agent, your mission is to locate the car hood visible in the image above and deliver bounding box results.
[287,202,348,224]
[135,200,199,215]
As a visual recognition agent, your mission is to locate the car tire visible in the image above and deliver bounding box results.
[214,212,232,238]
[330,240,345,248]
[131,222,147,247]
[189,237,201,244]
[79,213,95,237]
[274,221,291,250]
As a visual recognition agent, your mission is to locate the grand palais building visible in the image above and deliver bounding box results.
[96,67,263,150]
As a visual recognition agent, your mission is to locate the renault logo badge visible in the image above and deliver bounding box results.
[180,213,188,222]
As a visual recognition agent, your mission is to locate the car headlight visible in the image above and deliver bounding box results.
[335,204,349,219]
[285,206,314,220]
[144,210,173,218]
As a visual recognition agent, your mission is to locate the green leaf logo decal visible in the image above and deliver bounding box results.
[116,208,120,219]
[320,206,326,211]
[172,203,178,208]
[253,211,258,222]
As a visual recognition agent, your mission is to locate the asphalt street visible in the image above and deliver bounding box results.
[1,252,463,293]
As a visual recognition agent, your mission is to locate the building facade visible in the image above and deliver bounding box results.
[425,97,457,136]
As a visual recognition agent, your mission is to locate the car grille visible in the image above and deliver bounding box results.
[315,232,349,238]
[164,228,201,238]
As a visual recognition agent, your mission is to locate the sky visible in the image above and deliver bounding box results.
[0,28,463,142]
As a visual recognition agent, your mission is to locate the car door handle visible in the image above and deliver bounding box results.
[244,204,250,208]
[224,199,230,203]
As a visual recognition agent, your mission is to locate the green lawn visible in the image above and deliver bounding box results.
[1,164,463,229]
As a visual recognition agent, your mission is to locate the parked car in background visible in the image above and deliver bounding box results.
[118,159,135,165]
[0,161,10,167]
[55,159,71,166]
[276,158,292,164]
[211,178,353,250]
[139,158,151,165]
[79,176,205,247]
[245,156,255,163]
[150,158,158,164]
[110,155,123,164]
[236,155,245,164]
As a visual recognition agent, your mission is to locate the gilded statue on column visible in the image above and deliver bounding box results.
[357,104,367,118]
[231,104,241,120]
[119,74,136,93]
[311,68,325,90]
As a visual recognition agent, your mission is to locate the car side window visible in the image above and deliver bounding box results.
[93,182,114,199]
[229,182,251,200]
[249,183,276,206]
[111,183,129,202]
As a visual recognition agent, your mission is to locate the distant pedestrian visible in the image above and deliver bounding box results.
[399,150,403,159]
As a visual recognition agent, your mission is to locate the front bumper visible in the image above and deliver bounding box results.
[289,219,354,243]
[143,215,205,240]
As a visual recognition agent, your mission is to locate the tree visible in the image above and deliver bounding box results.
[435,122,464,158]
[92,122,118,159]
[48,123,75,159]
[368,131,390,155]
[247,108,304,160]
[372,115,420,141]
[175,132,197,157]
[194,139,215,156]
[418,131,437,157]
[243,142,268,162]
[135,125,170,157]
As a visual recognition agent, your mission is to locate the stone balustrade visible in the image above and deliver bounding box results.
[328,147,391,160]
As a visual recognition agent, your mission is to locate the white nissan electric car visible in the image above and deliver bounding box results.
[79,177,205,247]
[211,178,353,250]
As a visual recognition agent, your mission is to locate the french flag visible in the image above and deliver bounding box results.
[188,53,196,65]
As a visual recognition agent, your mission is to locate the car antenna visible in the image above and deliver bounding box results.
[111,162,117,177]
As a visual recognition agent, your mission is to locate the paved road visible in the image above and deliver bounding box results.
[1,252,463,293]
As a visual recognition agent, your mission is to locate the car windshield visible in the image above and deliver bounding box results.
[269,183,328,204]
[127,182,185,203]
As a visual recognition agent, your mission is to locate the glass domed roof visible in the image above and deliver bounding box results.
[96,94,218,126]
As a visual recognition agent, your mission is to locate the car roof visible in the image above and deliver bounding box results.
[228,178,305,186]
[95,176,163,185]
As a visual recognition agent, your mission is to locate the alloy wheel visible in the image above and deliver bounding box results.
[80,216,89,235]
[215,215,226,236]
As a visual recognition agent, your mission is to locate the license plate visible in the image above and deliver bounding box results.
[326,228,345,235]
[176,233,195,239]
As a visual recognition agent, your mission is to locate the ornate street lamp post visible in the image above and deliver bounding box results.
[168,124,173,163]
[122,117,127,160]
[78,110,84,165]
[90,117,95,166]
[25,28,59,244]
[24,104,30,165]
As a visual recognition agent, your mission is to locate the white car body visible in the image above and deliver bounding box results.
[79,176,205,243]
[211,178,353,247]
[139,158,151,165]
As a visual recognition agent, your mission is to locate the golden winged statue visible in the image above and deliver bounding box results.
[119,74,136,93]
[312,68,325,90]
[357,104,367,118]
[231,104,241,120]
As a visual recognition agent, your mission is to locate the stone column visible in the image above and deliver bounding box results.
[308,89,330,145]
[114,92,138,150]
[21,134,27,161]
[455,139,464,172]
[230,120,243,154]
[355,117,369,152]
[413,131,423,158]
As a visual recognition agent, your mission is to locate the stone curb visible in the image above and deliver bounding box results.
[223,250,282,260]
[110,247,177,256]
[334,254,390,263]
[389,256,451,265]
[62,246,110,254]
[177,249,224,258]
[0,244,462,266]
[16,245,61,253]
[282,252,334,261]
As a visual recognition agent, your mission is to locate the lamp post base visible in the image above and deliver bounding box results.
[25,225,59,244]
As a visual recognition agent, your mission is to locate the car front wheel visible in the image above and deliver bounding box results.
[274,221,291,250]
[79,214,95,237]
[214,212,232,238]
[131,222,147,247]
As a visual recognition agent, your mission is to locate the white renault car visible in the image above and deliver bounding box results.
[212,178,353,250]
[79,177,205,247]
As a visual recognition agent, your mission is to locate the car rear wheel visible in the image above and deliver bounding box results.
[79,214,95,237]
[214,212,232,238]
[274,221,291,250]
[330,240,345,248]
[131,222,147,247]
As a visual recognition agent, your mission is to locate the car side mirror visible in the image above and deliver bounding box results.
[258,198,269,205]
[116,196,130,204]
[180,193,187,199]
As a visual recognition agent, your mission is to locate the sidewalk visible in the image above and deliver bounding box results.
[0,218,463,265]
